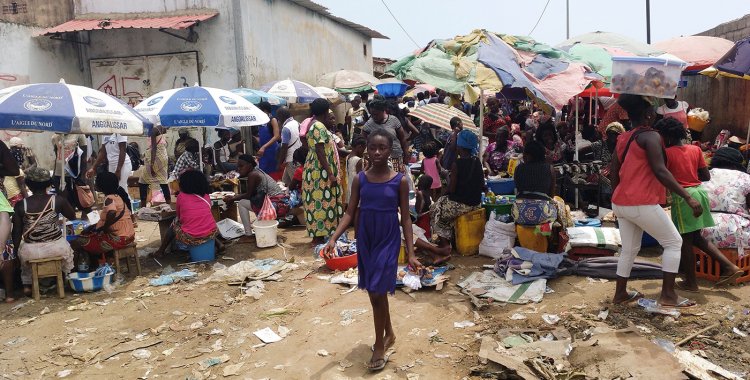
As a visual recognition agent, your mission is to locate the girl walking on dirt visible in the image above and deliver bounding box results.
[325,129,422,372]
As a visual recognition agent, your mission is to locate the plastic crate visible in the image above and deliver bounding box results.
[610,56,686,98]
[694,247,750,284]
[483,203,513,220]
[455,208,486,256]
[487,178,515,195]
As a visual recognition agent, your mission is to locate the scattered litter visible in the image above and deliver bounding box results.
[510,313,527,320]
[209,328,224,336]
[434,353,451,359]
[131,349,152,360]
[138,247,157,257]
[149,269,198,286]
[223,362,244,377]
[199,258,293,283]
[635,325,652,334]
[162,347,175,356]
[277,326,291,338]
[40,307,50,315]
[253,327,283,344]
[453,320,475,329]
[542,314,560,325]
[587,277,609,283]
[273,364,286,370]
[637,298,681,318]
[67,300,92,311]
[733,327,748,338]
[17,316,37,326]
[262,307,296,318]
[199,354,229,370]
[544,286,555,294]
[190,321,204,330]
[337,360,353,370]
[339,308,368,326]
[211,339,223,351]
[458,270,547,304]
[241,280,265,300]
[317,349,329,357]
[254,361,267,368]
[402,272,422,290]
[10,299,33,312]
[597,309,609,321]
[329,268,358,286]
[502,335,532,348]
[57,369,72,378]
[4,337,27,346]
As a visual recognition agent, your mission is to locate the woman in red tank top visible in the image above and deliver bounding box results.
[609,94,702,309]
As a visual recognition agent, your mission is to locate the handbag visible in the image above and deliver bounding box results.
[75,182,95,209]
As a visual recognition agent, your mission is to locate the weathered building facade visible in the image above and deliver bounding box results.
[678,14,750,141]
[0,0,385,168]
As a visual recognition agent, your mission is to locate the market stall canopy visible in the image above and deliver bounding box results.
[314,87,344,104]
[700,36,750,80]
[408,103,478,132]
[0,79,151,135]
[35,11,218,36]
[135,84,269,128]
[652,36,734,72]
[558,43,638,82]
[260,79,324,104]
[230,88,287,106]
[404,83,436,98]
[388,30,594,111]
[317,70,381,93]
[558,31,661,57]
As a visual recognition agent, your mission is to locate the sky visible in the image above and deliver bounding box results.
[315,0,750,60]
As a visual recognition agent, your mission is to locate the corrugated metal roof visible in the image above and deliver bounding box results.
[37,12,217,36]
[289,0,388,39]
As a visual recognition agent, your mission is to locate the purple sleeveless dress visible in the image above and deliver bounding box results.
[356,171,403,294]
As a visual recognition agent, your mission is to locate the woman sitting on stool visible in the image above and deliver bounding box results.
[154,170,223,257]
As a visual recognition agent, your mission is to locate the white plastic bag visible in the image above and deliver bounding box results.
[478,211,516,259]
[217,218,245,239]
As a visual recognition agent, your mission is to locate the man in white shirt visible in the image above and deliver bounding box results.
[276,107,302,187]
[86,133,131,191]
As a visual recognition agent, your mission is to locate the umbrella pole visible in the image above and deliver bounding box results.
[199,129,204,173]
[479,88,485,155]
[575,95,590,210]
[745,119,750,162]
[594,88,599,123]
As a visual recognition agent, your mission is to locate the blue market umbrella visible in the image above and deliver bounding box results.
[230,87,287,106]
[0,79,152,135]
[259,79,323,104]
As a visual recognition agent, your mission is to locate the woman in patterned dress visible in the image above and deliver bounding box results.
[139,125,171,205]
[302,99,344,244]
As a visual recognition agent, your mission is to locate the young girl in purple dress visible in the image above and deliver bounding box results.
[325,129,422,372]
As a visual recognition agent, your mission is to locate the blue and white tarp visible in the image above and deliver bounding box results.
[135,85,270,128]
[0,81,152,135]
[260,79,323,104]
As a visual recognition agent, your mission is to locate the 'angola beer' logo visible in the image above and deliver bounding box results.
[180,101,203,112]
[23,99,52,112]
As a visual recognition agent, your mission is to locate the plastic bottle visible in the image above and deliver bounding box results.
[77,253,89,272]
[486,190,496,204]
[481,192,486,205]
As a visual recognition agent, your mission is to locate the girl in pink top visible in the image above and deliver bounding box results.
[610,94,702,309]
[154,170,222,257]
[420,141,443,199]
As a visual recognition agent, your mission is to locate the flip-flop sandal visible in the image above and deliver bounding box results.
[676,281,700,293]
[367,351,392,372]
[715,270,743,287]
[371,343,396,352]
[659,298,697,309]
[613,290,643,305]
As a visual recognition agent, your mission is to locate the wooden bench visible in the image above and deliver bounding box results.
[29,257,65,301]
[113,243,141,277]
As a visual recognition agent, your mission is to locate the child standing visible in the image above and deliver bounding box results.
[346,136,366,205]
[420,141,443,200]
[656,117,743,290]
[325,129,421,372]
[414,175,433,216]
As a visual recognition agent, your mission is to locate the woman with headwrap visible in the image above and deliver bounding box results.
[429,126,483,262]
[482,126,521,175]
[8,137,36,171]
[701,147,750,255]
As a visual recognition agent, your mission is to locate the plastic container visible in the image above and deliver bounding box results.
[486,178,515,195]
[68,271,113,292]
[687,115,708,132]
[252,220,279,248]
[694,247,750,284]
[189,239,216,262]
[131,199,141,212]
[483,203,513,220]
[610,56,686,98]
[324,253,358,271]
[375,83,408,97]
[455,208,486,256]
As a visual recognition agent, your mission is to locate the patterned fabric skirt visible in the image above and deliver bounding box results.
[77,232,135,255]
[430,196,478,240]
[174,219,218,248]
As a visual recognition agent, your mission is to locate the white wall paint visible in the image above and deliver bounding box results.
[0,22,85,171]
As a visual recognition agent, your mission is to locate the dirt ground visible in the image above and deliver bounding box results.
[1,221,749,379]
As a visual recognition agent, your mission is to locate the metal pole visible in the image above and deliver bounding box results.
[479,88,485,154]
[566,0,570,39]
[646,0,651,44]
[574,96,579,209]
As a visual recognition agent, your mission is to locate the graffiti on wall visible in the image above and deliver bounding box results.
[90,52,199,107]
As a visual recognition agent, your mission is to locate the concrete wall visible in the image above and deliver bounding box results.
[0,0,73,27]
[680,14,750,141]
[234,0,373,88]
[0,21,85,171]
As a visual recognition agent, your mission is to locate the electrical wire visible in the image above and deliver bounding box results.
[528,0,552,36]
[380,0,421,49]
